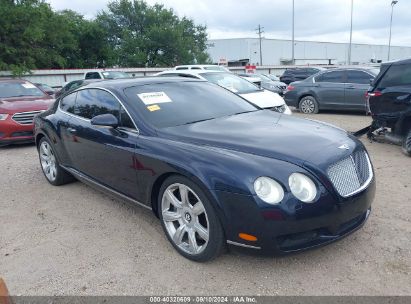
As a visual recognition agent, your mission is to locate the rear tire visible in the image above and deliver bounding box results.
[299,96,319,114]
[402,129,411,156]
[158,175,225,262]
[38,137,75,186]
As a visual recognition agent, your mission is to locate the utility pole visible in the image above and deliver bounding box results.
[388,0,399,61]
[255,24,264,65]
[292,0,295,65]
[348,0,354,65]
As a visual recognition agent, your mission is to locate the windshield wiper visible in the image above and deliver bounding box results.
[230,110,259,116]
[181,117,217,125]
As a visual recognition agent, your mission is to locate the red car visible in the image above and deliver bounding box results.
[0,79,54,147]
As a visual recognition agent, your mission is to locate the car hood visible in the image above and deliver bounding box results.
[239,90,285,108]
[159,110,358,168]
[0,96,54,114]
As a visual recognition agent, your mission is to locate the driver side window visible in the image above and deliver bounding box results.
[73,89,136,129]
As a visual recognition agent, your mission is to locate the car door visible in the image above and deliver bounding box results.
[313,70,346,109]
[64,88,139,198]
[345,70,374,110]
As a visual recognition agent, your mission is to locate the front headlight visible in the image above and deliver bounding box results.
[0,114,8,121]
[289,173,317,203]
[254,177,284,205]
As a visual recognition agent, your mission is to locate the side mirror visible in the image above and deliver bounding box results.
[91,114,119,128]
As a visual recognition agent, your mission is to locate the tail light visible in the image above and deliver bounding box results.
[365,91,381,115]
[366,91,382,98]
[287,85,295,91]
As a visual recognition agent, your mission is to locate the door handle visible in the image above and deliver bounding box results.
[67,127,77,134]
[346,86,355,89]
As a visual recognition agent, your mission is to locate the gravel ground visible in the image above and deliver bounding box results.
[0,110,410,296]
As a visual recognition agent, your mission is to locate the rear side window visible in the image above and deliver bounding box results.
[85,72,101,79]
[316,71,344,83]
[378,64,411,88]
[176,67,188,70]
[346,71,374,84]
[60,92,77,113]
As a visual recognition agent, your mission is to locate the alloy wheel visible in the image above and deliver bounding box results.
[39,141,57,182]
[161,183,209,255]
[300,99,316,113]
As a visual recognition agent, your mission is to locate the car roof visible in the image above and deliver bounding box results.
[318,67,378,73]
[174,65,221,68]
[382,57,411,67]
[83,76,205,90]
[158,70,225,76]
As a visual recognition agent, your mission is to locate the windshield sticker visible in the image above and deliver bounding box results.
[138,92,172,105]
[147,104,161,112]
[21,83,37,89]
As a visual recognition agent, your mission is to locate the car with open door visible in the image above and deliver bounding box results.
[34,77,375,261]
[366,58,411,156]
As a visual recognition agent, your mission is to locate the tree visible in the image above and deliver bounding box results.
[0,0,113,75]
[97,0,211,67]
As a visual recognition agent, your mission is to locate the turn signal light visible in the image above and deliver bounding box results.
[286,85,295,91]
[239,233,258,242]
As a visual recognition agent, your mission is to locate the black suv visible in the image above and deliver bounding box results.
[367,58,411,156]
[280,67,325,84]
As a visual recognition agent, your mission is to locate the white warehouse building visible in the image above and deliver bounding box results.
[207,38,411,66]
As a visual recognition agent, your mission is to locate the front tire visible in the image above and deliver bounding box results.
[299,96,319,114]
[38,137,75,186]
[402,129,411,156]
[158,176,225,262]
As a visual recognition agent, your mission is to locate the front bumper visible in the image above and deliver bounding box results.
[214,178,375,255]
[0,118,35,146]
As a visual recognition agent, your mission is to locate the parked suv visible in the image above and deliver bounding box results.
[280,67,325,84]
[367,58,411,156]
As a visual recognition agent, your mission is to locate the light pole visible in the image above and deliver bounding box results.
[388,0,398,61]
[348,0,354,65]
[292,0,295,65]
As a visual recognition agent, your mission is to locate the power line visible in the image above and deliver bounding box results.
[255,24,264,65]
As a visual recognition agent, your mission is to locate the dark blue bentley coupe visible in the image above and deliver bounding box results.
[34,77,375,262]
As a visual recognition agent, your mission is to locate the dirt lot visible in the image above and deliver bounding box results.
[0,111,410,296]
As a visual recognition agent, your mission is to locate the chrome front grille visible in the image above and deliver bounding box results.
[327,149,373,197]
[12,111,43,125]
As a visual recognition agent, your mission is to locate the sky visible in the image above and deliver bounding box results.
[47,0,411,47]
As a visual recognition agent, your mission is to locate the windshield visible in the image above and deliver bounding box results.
[0,81,46,98]
[266,74,280,81]
[124,81,258,128]
[200,72,260,94]
[102,71,129,79]
[254,74,271,82]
